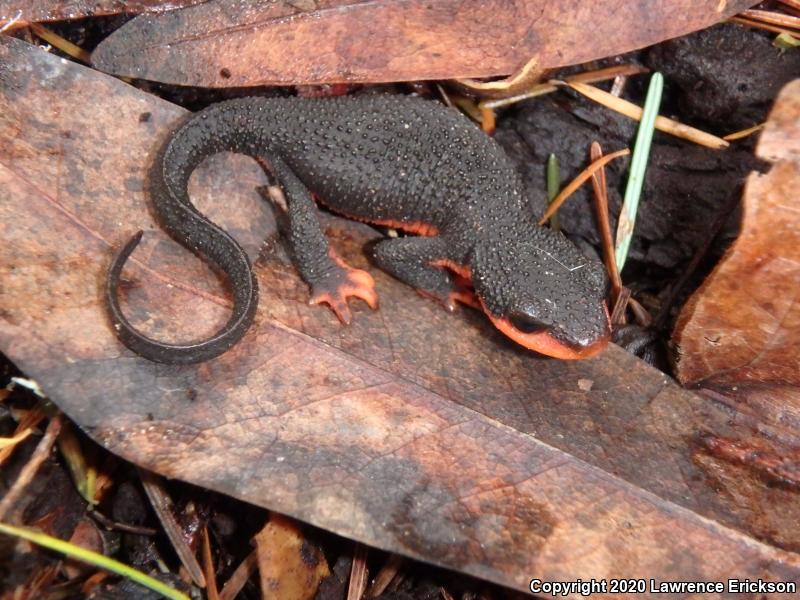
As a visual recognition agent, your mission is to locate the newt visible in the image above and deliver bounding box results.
[106,94,610,364]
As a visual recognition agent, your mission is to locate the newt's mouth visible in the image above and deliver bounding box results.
[481,301,611,360]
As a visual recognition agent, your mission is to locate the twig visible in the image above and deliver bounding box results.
[435,84,454,108]
[201,526,220,600]
[610,287,632,327]
[28,23,91,63]
[454,55,542,98]
[367,554,404,597]
[566,81,728,149]
[723,123,766,141]
[439,587,456,600]
[139,468,206,588]
[0,428,34,450]
[538,149,630,225]
[219,550,258,600]
[0,406,45,465]
[480,106,496,134]
[347,543,369,600]
[0,10,22,32]
[741,9,800,31]
[450,96,485,125]
[481,64,648,110]
[627,297,652,328]
[609,74,628,97]
[729,16,800,37]
[89,508,158,536]
[0,414,62,521]
[589,143,622,304]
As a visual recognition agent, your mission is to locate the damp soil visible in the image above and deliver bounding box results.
[3,16,800,600]
[495,23,797,365]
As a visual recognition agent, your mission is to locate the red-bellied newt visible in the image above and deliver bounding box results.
[106,95,611,364]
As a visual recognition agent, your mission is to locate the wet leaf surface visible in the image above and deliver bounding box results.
[91,0,758,87]
[2,38,800,594]
[675,79,800,489]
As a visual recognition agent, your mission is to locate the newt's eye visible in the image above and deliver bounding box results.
[508,311,549,335]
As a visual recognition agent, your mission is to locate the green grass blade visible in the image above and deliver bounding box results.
[615,72,663,270]
[0,522,190,600]
[546,153,561,231]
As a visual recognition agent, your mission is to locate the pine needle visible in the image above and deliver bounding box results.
[615,73,663,271]
[538,149,630,225]
[546,154,561,231]
[0,522,190,600]
[723,123,766,141]
[567,80,727,149]
[28,23,91,63]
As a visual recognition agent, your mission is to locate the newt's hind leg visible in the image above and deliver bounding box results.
[372,237,478,311]
[268,156,377,323]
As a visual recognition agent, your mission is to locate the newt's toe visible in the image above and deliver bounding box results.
[448,288,481,311]
[310,266,378,324]
[419,284,479,312]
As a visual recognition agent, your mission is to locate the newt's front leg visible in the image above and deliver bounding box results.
[372,236,478,311]
[268,156,378,323]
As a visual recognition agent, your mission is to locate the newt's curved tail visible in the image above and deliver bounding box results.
[105,100,262,364]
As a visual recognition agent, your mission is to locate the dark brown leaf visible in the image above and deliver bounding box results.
[2,38,800,593]
[91,0,758,87]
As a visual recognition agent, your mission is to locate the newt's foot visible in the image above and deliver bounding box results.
[310,265,378,324]
[419,284,480,312]
[447,287,481,311]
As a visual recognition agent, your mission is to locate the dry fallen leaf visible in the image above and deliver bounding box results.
[0,1,202,26]
[2,38,800,594]
[674,79,800,487]
[91,0,758,87]
[64,518,106,579]
[254,514,329,600]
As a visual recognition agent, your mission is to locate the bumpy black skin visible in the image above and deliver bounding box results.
[106,95,608,364]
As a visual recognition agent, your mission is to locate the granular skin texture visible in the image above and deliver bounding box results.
[106,95,609,364]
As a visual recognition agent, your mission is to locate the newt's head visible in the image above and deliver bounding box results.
[470,233,611,359]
